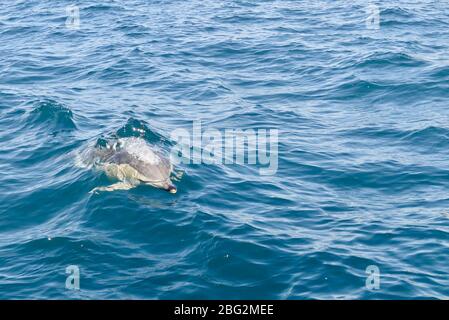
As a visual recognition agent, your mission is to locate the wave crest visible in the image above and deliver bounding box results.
[29,99,76,130]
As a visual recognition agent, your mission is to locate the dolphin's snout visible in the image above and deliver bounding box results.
[167,185,177,194]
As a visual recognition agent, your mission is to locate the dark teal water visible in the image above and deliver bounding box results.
[1,0,449,299]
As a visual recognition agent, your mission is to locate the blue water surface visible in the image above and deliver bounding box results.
[1,0,449,299]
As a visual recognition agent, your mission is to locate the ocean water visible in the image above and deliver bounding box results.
[1,0,449,299]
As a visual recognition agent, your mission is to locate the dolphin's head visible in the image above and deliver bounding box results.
[166,184,177,194]
[144,179,177,194]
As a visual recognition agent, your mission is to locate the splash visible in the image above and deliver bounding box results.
[76,119,173,170]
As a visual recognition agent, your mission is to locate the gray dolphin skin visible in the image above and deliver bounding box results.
[90,137,177,194]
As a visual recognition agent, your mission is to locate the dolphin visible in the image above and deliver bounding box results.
[89,137,177,194]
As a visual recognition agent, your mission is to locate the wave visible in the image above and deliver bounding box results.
[113,117,171,146]
[354,52,427,69]
[341,125,449,150]
[28,99,76,131]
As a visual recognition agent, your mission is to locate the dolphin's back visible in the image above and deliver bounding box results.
[106,149,171,183]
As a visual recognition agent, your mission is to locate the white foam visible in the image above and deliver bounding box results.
[118,137,161,165]
[74,147,94,169]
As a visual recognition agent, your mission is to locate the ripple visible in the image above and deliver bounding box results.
[1,0,449,300]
